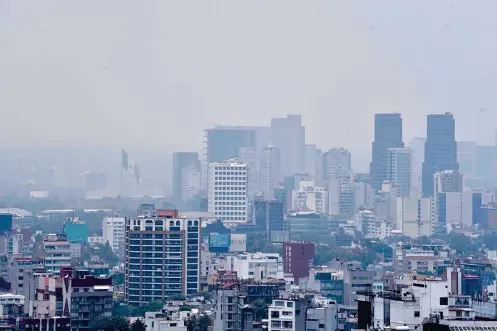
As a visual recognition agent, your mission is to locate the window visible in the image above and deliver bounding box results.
[414,311,420,317]
[440,297,448,305]
[274,301,285,307]
[271,311,279,318]
[287,301,294,308]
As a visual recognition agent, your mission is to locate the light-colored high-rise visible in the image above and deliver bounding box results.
[387,148,412,198]
[259,144,281,200]
[408,137,426,196]
[328,175,356,217]
[396,197,433,238]
[208,160,248,223]
[102,217,125,253]
[291,181,328,214]
[322,148,352,180]
[271,115,305,176]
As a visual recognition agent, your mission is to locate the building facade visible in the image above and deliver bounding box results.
[270,114,306,176]
[102,217,125,253]
[207,161,248,223]
[172,152,201,203]
[370,113,404,190]
[259,144,281,200]
[422,113,458,197]
[124,216,200,305]
[283,242,315,285]
[387,147,412,198]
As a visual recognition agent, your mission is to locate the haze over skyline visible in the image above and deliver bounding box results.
[1,0,496,169]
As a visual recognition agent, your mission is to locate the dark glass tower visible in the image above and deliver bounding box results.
[205,127,256,163]
[422,113,458,197]
[370,113,404,190]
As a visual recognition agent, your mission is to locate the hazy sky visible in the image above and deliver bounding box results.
[1,0,496,167]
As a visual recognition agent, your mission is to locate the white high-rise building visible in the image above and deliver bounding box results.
[408,137,425,196]
[259,144,281,200]
[328,175,356,217]
[396,197,433,238]
[102,217,125,253]
[292,181,328,214]
[387,148,412,198]
[208,161,248,223]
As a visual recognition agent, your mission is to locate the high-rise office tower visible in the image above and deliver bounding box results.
[205,127,256,163]
[434,170,463,194]
[124,214,200,305]
[322,148,352,180]
[254,199,284,239]
[304,144,317,180]
[422,113,458,197]
[259,144,281,200]
[172,152,200,203]
[408,137,426,197]
[457,141,476,175]
[271,114,305,176]
[387,148,412,198]
[370,113,404,190]
[208,160,248,223]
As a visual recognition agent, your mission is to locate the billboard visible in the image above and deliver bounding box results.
[0,214,12,235]
[229,233,247,252]
[209,233,231,253]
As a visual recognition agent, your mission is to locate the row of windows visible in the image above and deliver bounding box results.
[214,196,246,200]
[215,211,246,216]
[214,185,246,190]
[213,168,246,172]
[214,176,246,180]
[128,233,183,239]
[214,201,246,206]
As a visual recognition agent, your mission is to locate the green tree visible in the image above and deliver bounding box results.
[111,273,125,285]
[130,319,146,331]
[251,299,268,321]
[90,316,130,331]
[186,315,211,331]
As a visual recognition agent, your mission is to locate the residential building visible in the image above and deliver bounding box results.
[422,113,458,197]
[9,256,32,295]
[259,144,281,200]
[387,147,412,197]
[172,152,201,203]
[305,298,339,331]
[102,217,125,253]
[300,268,344,304]
[42,234,71,277]
[124,215,200,305]
[270,114,306,176]
[370,113,404,190]
[207,160,248,223]
[291,181,328,214]
[224,253,283,281]
[213,283,256,331]
[339,261,373,307]
[328,175,356,217]
[60,268,113,331]
[283,242,315,284]
[355,210,376,238]
[268,297,312,331]
[253,200,284,240]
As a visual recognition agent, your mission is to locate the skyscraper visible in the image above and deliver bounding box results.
[259,144,281,200]
[370,113,404,190]
[271,114,306,176]
[124,214,200,305]
[322,148,352,180]
[408,137,426,197]
[205,127,256,163]
[172,152,200,203]
[387,148,412,198]
[422,113,458,197]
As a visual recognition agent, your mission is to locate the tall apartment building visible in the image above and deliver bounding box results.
[387,147,412,198]
[213,283,255,331]
[102,217,125,253]
[172,152,201,203]
[271,114,306,176]
[259,144,281,200]
[208,161,248,223]
[396,196,433,238]
[328,175,356,217]
[60,268,113,331]
[422,113,458,197]
[124,216,200,305]
[42,234,71,277]
[370,113,404,190]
